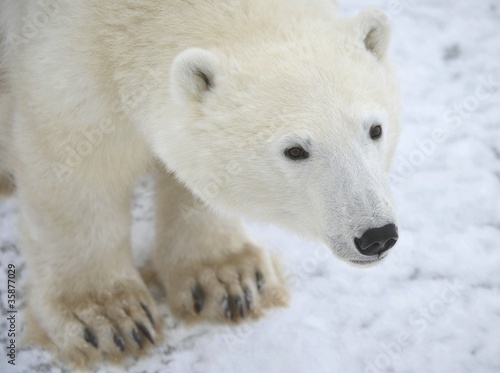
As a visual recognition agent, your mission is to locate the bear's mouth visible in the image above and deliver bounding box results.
[350,259,380,266]
[349,253,388,266]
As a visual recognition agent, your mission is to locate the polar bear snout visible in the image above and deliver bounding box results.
[354,223,399,256]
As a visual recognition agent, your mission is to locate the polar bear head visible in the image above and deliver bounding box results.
[152,8,400,267]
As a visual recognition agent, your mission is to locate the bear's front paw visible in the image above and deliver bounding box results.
[26,280,162,368]
[163,244,289,323]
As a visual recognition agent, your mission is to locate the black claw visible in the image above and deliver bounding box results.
[132,328,143,349]
[244,286,254,311]
[192,284,205,314]
[113,332,125,352]
[221,295,232,319]
[140,302,155,327]
[83,327,98,349]
[136,322,155,344]
[256,271,264,292]
[234,295,246,318]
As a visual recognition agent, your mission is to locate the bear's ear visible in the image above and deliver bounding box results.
[354,8,391,60]
[170,48,219,103]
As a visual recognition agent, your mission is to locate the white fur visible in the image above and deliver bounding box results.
[0,0,399,367]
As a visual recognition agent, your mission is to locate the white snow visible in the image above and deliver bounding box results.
[1,0,500,372]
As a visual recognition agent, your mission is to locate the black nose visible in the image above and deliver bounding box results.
[354,224,398,256]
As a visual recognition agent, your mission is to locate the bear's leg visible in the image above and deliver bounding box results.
[153,171,289,323]
[16,148,162,367]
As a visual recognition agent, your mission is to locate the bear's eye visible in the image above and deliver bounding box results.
[370,124,383,140]
[284,146,309,161]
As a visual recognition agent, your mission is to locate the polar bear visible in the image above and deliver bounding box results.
[0,0,400,367]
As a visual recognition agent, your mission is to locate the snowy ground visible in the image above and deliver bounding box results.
[1,0,500,372]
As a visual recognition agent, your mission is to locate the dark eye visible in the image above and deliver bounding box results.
[284,146,309,160]
[370,124,383,140]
